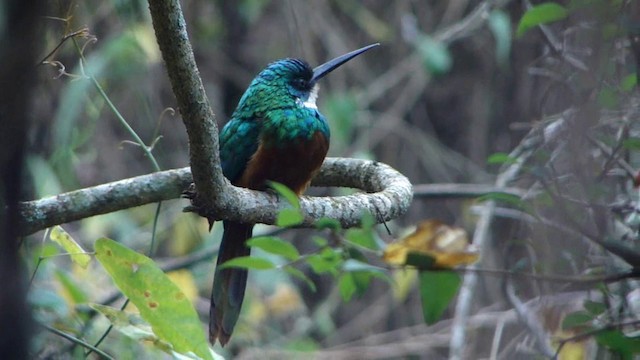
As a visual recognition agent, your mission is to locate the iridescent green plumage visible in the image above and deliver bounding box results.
[210,44,378,346]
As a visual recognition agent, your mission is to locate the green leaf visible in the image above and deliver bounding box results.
[339,260,392,301]
[55,270,88,304]
[218,256,276,270]
[306,248,343,275]
[338,273,357,301]
[561,311,593,330]
[516,2,569,37]
[94,238,212,360]
[487,152,517,165]
[419,271,461,324]
[285,266,316,292]
[50,226,91,268]
[488,10,512,65]
[416,35,452,75]
[276,208,304,227]
[596,330,640,358]
[583,300,606,316]
[405,252,437,269]
[269,181,300,209]
[91,304,223,360]
[247,236,300,260]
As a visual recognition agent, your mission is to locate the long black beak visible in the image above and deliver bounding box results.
[311,43,379,83]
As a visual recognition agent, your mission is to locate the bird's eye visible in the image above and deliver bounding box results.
[291,78,308,90]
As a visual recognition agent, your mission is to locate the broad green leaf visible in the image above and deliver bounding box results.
[269,181,300,209]
[276,208,304,227]
[516,2,569,37]
[561,311,593,330]
[247,236,300,260]
[419,271,461,324]
[94,238,212,360]
[285,266,317,292]
[488,10,512,65]
[416,35,452,75]
[596,330,640,358]
[50,226,91,268]
[218,256,276,270]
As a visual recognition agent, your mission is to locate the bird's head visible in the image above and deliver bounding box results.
[232,44,379,118]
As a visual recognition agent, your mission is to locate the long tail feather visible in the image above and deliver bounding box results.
[210,221,253,346]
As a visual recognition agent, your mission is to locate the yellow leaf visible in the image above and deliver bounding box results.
[50,226,91,268]
[382,220,478,269]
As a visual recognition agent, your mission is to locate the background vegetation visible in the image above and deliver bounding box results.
[16,0,640,358]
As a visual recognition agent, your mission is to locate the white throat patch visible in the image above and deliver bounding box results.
[302,84,319,110]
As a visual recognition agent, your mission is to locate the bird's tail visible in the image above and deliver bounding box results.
[210,221,253,346]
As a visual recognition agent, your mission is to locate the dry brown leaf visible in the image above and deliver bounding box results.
[383,220,478,269]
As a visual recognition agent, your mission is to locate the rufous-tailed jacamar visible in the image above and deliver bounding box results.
[210,43,379,346]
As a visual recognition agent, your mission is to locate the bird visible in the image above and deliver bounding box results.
[210,43,379,346]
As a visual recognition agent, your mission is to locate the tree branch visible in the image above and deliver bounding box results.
[18,168,192,236]
[147,0,224,209]
[18,158,413,236]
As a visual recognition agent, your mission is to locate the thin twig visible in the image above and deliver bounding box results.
[43,323,114,360]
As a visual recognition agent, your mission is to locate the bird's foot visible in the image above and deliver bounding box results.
[182,183,216,230]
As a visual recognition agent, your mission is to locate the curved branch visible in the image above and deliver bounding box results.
[18,158,412,236]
